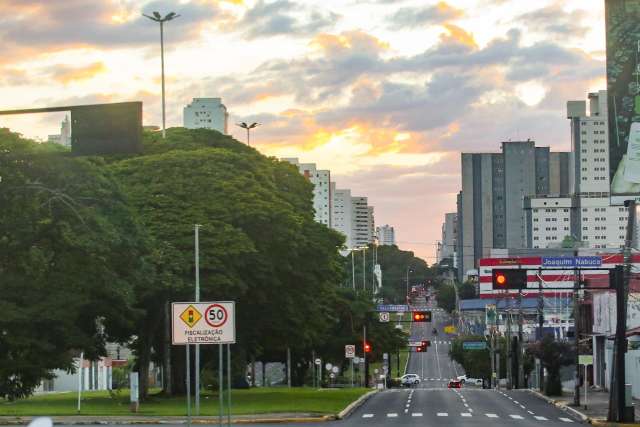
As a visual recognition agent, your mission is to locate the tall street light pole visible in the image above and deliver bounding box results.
[406,267,413,303]
[143,11,180,139]
[236,122,261,146]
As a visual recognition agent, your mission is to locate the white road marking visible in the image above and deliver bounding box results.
[534,416,548,420]
[362,414,374,418]
[406,404,410,408]
[461,413,472,417]
[404,409,408,414]
[486,413,499,418]
[510,415,524,419]
[464,403,470,408]
[508,397,513,400]
[437,412,448,417]
[387,413,398,418]
[528,411,535,415]
[412,413,423,417]
[514,401,519,404]
[520,405,526,409]
[559,417,574,423]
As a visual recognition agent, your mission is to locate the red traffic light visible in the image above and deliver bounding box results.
[364,342,372,353]
[491,269,527,290]
[412,311,431,322]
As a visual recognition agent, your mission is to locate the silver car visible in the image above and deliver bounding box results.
[401,373,421,386]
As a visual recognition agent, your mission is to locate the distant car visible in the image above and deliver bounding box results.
[465,377,483,386]
[401,374,421,387]
[456,374,467,383]
[448,379,463,388]
[432,328,438,335]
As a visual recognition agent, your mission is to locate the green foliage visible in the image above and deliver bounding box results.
[449,336,490,379]
[0,129,154,400]
[458,281,477,299]
[436,283,456,313]
[527,335,574,396]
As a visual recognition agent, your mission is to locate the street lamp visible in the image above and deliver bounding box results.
[236,122,261,146]
[406,266,414,303]
[143,11,180,139]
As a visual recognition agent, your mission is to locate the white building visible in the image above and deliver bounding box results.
[47,115,71,147]
[437,213,457,262]
[376,224,395,246]
[352,196,375,247]
[525,91,629,250]
[183,98,229,134]
[331,184,354,248]
[283,159,332,227]
[37,357,112,393]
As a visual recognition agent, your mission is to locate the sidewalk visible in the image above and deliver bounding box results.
[527,388,640,425]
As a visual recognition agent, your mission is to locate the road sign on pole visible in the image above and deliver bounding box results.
[315,358,321,365]
[379,312,390,322]
[172,302,235,344]
[345,345,356,358]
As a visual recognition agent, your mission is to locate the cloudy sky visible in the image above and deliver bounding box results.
[0,0,606,262]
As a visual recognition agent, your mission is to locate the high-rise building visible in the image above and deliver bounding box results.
[331,184,354,248]
[47,115,71,147]
[457,141,570,281]
[183,98,229,134]
[283,158,332,227]
[437,213,457,264]
[525,91,629,250]
[352,196,374,248]
[376,224,395,246]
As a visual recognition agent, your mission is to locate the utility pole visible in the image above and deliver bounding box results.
[351,251,355,291]
[608,200,636,422]
[194,224,201,415]
[490,329,495,389]
[363,324,369,388]
[506,308,512,389]
[537,267,544,392]
[363,247,367,293]
[573,248,581,407]
[518,288,524,389]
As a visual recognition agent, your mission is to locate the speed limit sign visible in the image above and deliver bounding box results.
[379,312,390,322]
[172,301,235,344]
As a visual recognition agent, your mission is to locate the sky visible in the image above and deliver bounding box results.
[0,0,607,263]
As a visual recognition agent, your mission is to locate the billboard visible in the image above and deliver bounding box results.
[607,0,640,198]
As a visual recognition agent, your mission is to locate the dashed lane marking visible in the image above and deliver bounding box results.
[362,414,373,418]
[520,405,526,409]
[412,413,423,417]
[534,416,548,420]
[560,417,574,423]
[486,414,499,418]
[437,412,448,417]
[510,415,524,419]
[387,413,398,418]
[514,401,519,404]
[461,413,472,417]
[528,411,535,415]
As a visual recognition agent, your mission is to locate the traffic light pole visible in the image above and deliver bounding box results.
[537,267,544,392]
[363,324,369,388]
[573,252,580,407]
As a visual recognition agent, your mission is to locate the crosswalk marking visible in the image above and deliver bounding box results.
[534,416,548,420]
[486,413,498,418]
[560,417,574,423]
[461,413,472,417]
[510,415,524,419]
[412,413,423,417]
[362,414,373,418]
[387,413,398,418]
[437,412,448,417]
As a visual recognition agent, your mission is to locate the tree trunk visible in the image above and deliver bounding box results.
[163,301,172,395]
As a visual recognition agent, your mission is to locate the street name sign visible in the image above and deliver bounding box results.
[579,355,593,365]
[462,341,487,350]
[172,302,235,345]
[345,345,356,358]
[541,256,602,268]
[376,304,408,312]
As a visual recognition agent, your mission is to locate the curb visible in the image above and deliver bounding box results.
[0,416,335,426]
[525,389,590,423]
[336,389,378,420]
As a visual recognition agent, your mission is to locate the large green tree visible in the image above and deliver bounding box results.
[0,129,154,400]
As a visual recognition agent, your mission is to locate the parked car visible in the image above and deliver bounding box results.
[456,374,467,383]
[401,374,421,387]
[465,377,483,386]
[448,379,463,388]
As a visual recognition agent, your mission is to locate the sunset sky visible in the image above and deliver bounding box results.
[0,0,607,262]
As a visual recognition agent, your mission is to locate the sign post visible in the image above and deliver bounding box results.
[172,302,236,427]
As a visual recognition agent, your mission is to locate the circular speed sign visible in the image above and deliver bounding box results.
[205,304,228,327]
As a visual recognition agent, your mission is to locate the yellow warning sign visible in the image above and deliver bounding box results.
[179,305,202,328]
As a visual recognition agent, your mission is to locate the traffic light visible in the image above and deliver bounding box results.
[412,311,432,322]
[491,269,527,290]
[364,342,372,353]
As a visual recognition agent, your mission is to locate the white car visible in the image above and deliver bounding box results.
[456,374,467,383]
[401,374,421,386]
[466,377,483,386]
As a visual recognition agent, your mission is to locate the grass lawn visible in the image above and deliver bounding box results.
[0,387,369,417]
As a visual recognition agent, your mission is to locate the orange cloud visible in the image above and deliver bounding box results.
[442,24,477,48]
[436,1,464,19]
[54,62,108,85]
[311,30,389,57]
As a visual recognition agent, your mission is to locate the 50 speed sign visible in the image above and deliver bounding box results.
[172,301,235,345]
